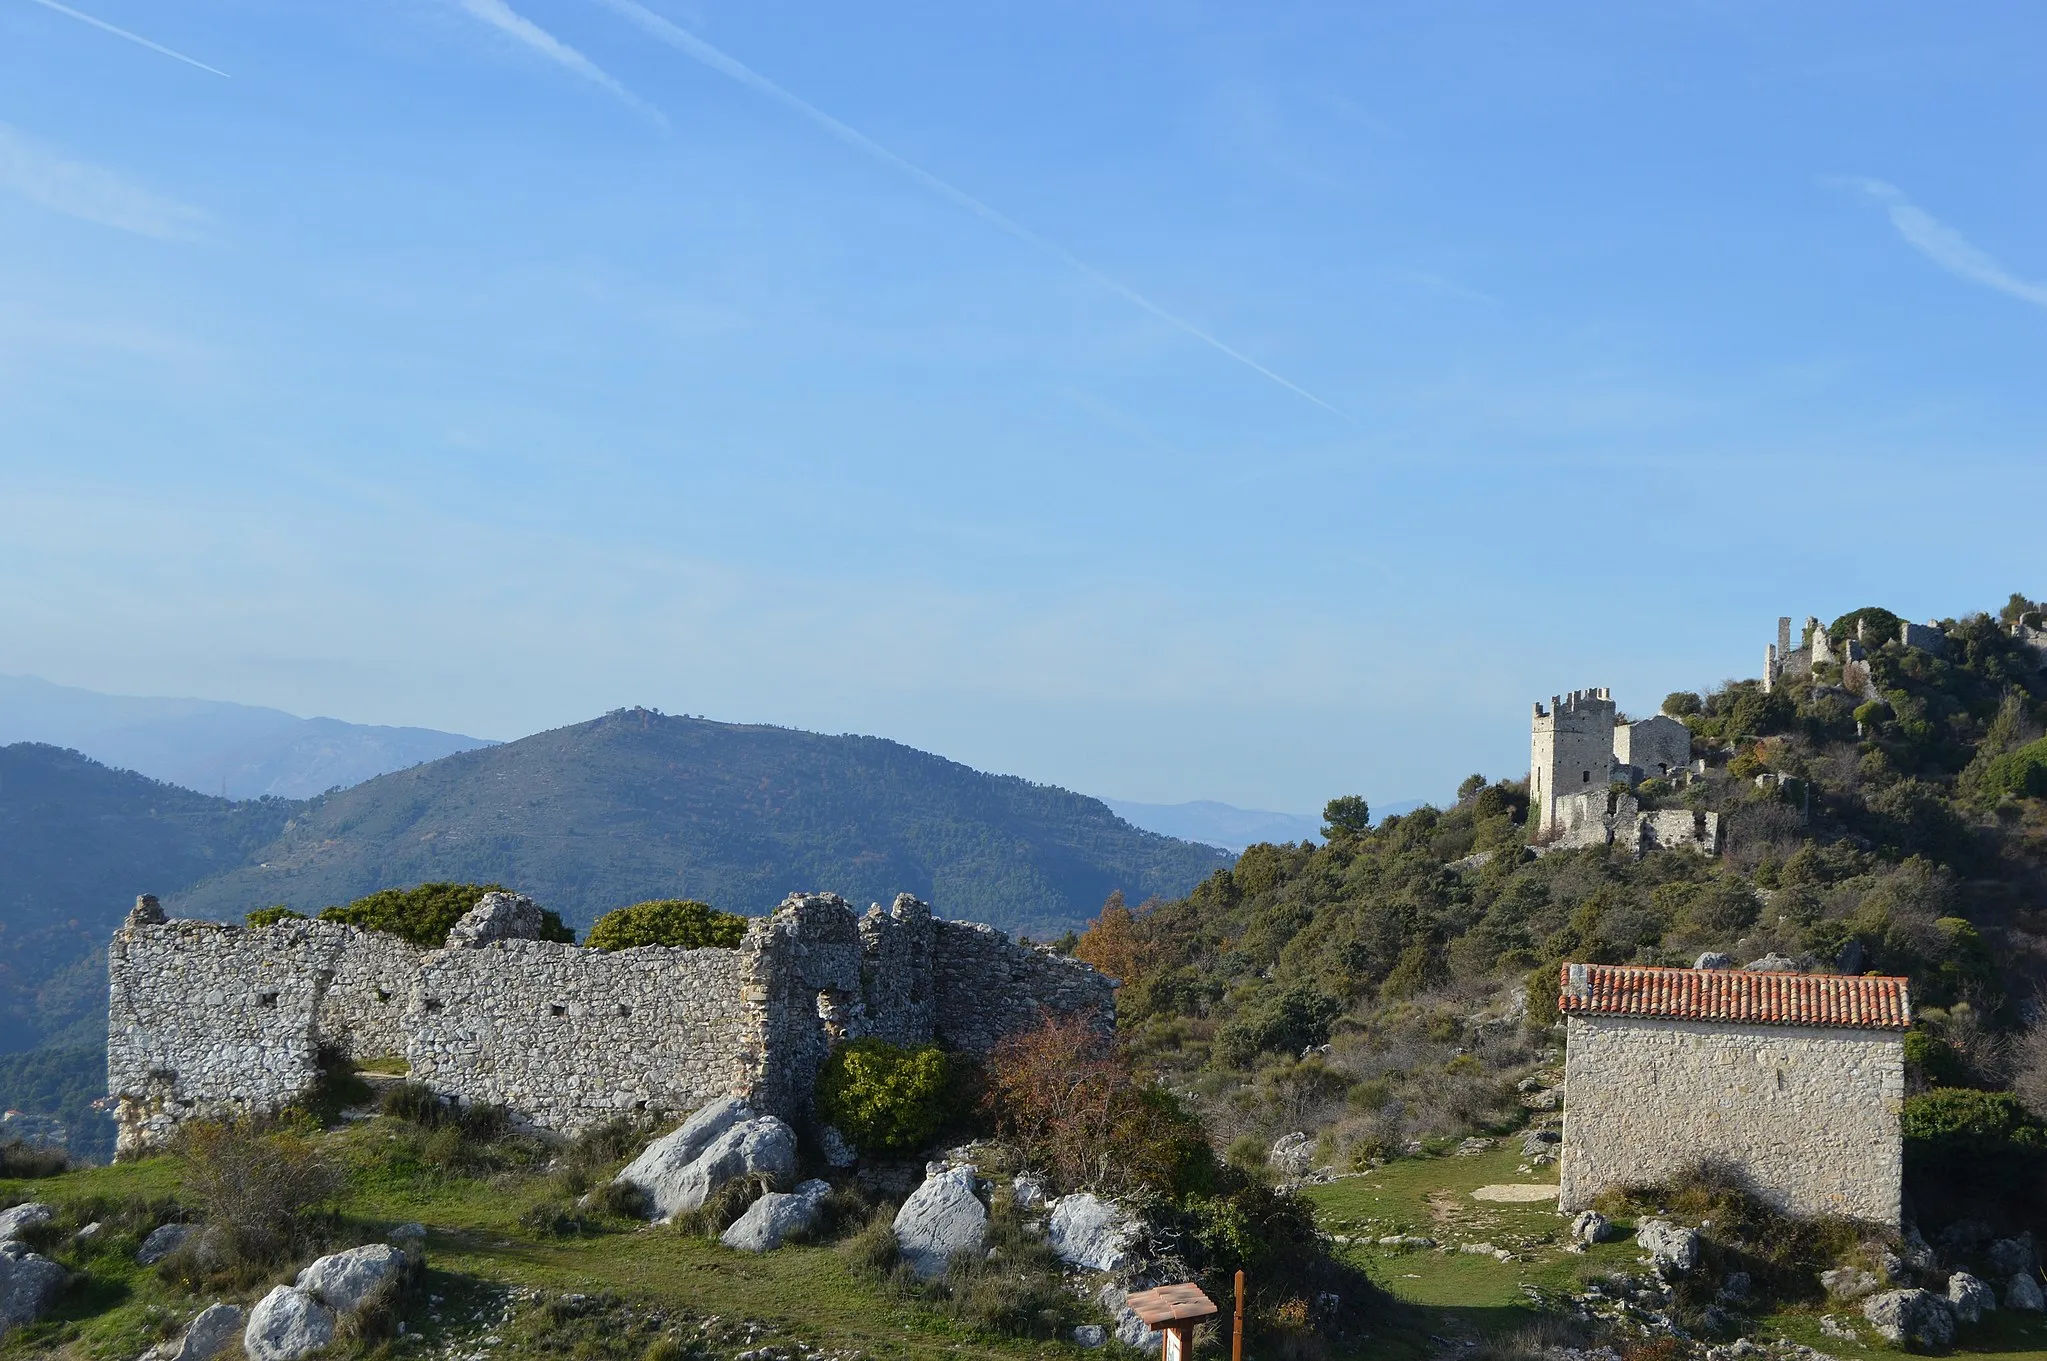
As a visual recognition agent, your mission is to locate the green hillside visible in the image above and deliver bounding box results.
[170,708,1228,936]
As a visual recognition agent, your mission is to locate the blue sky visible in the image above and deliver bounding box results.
[1,1,2043,814]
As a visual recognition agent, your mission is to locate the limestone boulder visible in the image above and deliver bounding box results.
[818,1125,858,1169]
[1947,1271,1995,1324]
[1821,1267,1879,1301]
[296,1242,408,1312]
[243,1285,336,1361]
[1072,1324,1107,1347]
[892,1167,988,1279]
[387,1222,427,1261]
[1097,1281,1161,1353]
[1636,1219,1699,1274]
[2008,1272,2045,1312]
[1046,1193,1142,1272]
[1861,1289,1954,1348]
[1694,952,1734,970]
[1569,1210,1614,1247]
[0,1203,54,1241]
[159,1302,245,1361]
[1987,1234,2037,1278]
[0,1241,67,1338]
[137,1222,194,1266]
[721,1179,831,1253]
[1268,1131,1315,1178]
[614,1099,796,1222]
[1011,1172,1047,1210]
[446,891,545,947]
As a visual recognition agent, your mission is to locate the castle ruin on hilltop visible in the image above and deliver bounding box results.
[1530,688,1717,854]
[107,889,1112,1158]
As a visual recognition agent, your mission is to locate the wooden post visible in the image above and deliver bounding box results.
[1232,1270,1244,1361]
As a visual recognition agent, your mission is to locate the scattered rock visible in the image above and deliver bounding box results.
[1072,1325,1107,1348]
[1521,1129,1560,1157]
[1947,1271,1995,1324]
[817,1126,857,1169]
[1377,1235,1437,1250]
[0,1240,67,1338]
[1820,1267,1878,1301]
[160,1302,245,1361]
[74,1221,102,1242]
[721,1179,831,1253]
[614,1100,797,1221]
[1742,953,1799,972]
[297,1242,408,1312]
[1458,1241,1499,1255]
[1046,1192,1141,1272]
[387,1222,427,1260]
[1719,1271,1751,1303]
[242,1285,337,1361]
[892,1167,988,1279]
[446,891,545,947]
[137,1222,193,1265]
[1862,1289,1954,1347]
[1900,1222,1937,1273]
[1454,1137,1494,1156]
[1818,1313,1859,1341]
[1694,952,1735,970]
[1570,1210,1615,1246]
[1636,1219,1699,1274]
[1268,1132,1315,1177]
[1097,1282,1160,1353]
[1987,1233,2037,1278]
[2008,1272,2045,1312]
[1010,1172,1046,1210]
[0,1203,54,1241]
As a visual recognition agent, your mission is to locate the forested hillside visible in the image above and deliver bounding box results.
[1080,596,2047,1221]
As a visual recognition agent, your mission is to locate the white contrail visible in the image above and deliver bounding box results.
[457,0,666,128]
[23,0,229,77]
[589,0,1347,419]
[1845,177,2047,309]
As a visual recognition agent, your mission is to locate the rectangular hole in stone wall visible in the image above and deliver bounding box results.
[375,988,391,1003]
[257,991,278,1007]
[425,999,444,1014]
[617,1004,631,1018]
[551,1004,567,1017]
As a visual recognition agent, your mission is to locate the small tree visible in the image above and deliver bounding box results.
[814,1040,950,1153]
[1320,795,1370,839]
[1074,891,1152,984]
[586,899,748,951]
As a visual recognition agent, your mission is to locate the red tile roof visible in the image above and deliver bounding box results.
[1125,1283,1219,1326]
[1557,962,1910,1030]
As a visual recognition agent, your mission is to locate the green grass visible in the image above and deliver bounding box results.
[1301,1145,2047,1360]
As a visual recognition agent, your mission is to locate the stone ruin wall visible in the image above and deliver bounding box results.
[1558,1014,1904,1226]
[108,889,1113,1154]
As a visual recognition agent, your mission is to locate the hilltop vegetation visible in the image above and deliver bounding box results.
[1078,596,2047,1225]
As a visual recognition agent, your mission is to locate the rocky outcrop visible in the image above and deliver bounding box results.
[720,1179,831,1253]
[1635,1219,1699,1275]
[0,1241,66,1339]
[296,1243,407,1312]
[1569,1210,1614,1246]
[136,1223,192,1265]
[243,1286,336,1361]
[1862,1289,1954,1347]
[1046,1194,1141,1273]
[147,1302,244,1361]
[892,1167,987,1279]
[1097,1281,1162,1353]
[1821,1266,1879,1301]
[0,1203,53,1241]
[446,892,546,948]
[1947,1271,1995,1324]
[1267,1132,1314,1178]
[2009,1272,2045,1312]
[614,1100,797,1222]
[1988,1234,2037,1278]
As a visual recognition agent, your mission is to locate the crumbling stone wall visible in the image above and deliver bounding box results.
[409,939,748,1133]
[109,887,1114,1151]
[1547,789,1719,857]
[1558,1014,1904,1225]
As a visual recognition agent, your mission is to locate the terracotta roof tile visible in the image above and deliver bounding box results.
[1557,962,1909,1030]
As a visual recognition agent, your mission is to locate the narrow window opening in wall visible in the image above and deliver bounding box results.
[374,988,391,1003]
[551,1004,568,1017]
[425,999,444,1014]
[634,1100,647,1112]
[257,991,278,1007]
[617,1004,631,1018]
[1582,770,1591,783]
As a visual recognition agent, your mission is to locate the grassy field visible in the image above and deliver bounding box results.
[5,1127,2044,1361]
[1303,1146,2047,1361]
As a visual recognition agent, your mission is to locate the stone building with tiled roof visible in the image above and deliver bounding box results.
[1556,961,1909,1226]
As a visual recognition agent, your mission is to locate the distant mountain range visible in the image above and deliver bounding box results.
[1103,798,1429,850]
[0,673,492,800]
[0,711,1231,1054]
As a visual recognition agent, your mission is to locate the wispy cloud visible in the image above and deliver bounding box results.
[454,0,665,128]
[587,0,1348,420]
[0,125,208,239]
[1845,177,2047,309]
[23,0,229,78]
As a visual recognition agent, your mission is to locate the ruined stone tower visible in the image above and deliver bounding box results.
[1530,688,1616,835]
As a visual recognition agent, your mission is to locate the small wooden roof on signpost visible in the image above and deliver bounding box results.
[1125,1283,1220,1327]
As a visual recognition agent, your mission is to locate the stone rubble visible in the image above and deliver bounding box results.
[721,1180,832,1253]
[614,1099,797,1222]
[891,1166,987,1280]
[1045,1193,1142,1273]
[0,1240,67,1339]
[1860,1288,1954,1348]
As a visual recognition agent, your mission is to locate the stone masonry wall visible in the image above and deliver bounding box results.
[931,919,1115,1053]
[110,887,1115,1152]
[408,940,748,1135]
[1559,1014,1903,1226]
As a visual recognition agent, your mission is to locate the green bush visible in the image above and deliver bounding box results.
[814,1039,950,1153]
[585,899,748,951]
[1213,985,1342,1067]
[245,906,306,927]
[1901,1088,2046,1147]
[1980,736,2047,800]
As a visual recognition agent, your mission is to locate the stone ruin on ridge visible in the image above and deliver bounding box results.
[1530,687,1718,855]
[1556,960,1910,1227]
[107,888,1113,1158]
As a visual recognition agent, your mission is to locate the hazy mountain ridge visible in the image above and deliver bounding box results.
[0,673,492,799]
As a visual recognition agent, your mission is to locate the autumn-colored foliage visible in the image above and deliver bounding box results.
[1073,890,1154,985]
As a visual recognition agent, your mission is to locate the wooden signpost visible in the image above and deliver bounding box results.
[1126,1273,1246,1361]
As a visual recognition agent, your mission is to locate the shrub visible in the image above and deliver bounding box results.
[319,882,506,947]
[1213,986,1342,1067]
[1980,736,2047,800]
[585,899,748,951]
[378,1081,515,1142]
[1901,1088,2046,1147]
[0,1140,68,1178]
[245,906,306,927]
[814,1040,950,1153]
[172,1120,341,1279]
